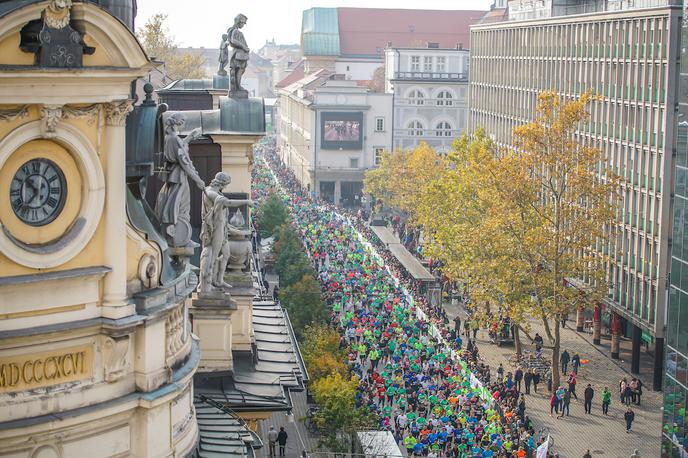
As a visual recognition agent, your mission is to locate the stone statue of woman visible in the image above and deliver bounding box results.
[155,113,204,248]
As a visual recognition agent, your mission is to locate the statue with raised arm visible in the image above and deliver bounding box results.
[227,13,249,97]
[155,113,204,249]
[198,172,253,296]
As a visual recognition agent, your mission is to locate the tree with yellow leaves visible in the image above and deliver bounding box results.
[137,14,208,82]
[363,142,446,225]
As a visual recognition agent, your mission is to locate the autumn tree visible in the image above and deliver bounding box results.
[279,275,328,337]
[363,142,446,225]
[311,372,378,452]
[301,324,347,381]
[137,14,208,81]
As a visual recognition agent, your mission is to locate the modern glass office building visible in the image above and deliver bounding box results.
[663,2,688,454]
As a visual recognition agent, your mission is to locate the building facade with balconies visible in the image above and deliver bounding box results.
[385,46,470,153]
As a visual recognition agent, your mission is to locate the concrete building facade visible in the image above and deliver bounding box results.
[470,0,683,389]
[278,76,392,206]
[385,46,470,153]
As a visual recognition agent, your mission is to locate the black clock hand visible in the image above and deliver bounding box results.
[24,177,38,204]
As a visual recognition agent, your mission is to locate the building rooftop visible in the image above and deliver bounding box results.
[275,60,305,89]
[194,300,307,413]
[193,396,263,458]
[301,7,487,58]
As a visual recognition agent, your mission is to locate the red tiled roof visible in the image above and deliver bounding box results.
[336,8,487,56]
[275,59,305,89]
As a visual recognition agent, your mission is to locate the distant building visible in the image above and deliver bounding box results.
[385,44,470,153]
[470,0,681,392]
[277,75,393,206]
[300,7,485,81]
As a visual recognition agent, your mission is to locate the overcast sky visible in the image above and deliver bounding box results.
[136,0,494,49]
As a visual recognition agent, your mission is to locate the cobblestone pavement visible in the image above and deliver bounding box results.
[443,302,663,458]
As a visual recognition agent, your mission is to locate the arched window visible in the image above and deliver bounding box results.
[408,120,425,136]
[435,121,453,137]
[436,90,453,106]
[408,89,425,106]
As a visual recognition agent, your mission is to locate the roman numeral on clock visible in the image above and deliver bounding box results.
[46,196,58,208]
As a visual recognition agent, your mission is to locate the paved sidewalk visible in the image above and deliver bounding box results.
[444,302,662,458]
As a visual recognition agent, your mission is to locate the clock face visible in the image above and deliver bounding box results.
[9,158,67,226]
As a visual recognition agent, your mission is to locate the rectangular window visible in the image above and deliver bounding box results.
[375,117,385,132]
[374,148,384,165]
[423,56,433,72]
[411,56,420,72]
[436,56,446,73]
[350,157,359,168]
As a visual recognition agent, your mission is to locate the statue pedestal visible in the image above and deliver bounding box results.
[229,89,249,99]
[190,292,237,372]
[224,271,255,352]
[213,74,229,90]
[208,96,265,195]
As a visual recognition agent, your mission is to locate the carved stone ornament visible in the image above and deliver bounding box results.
[44,0,73,29]
[62,104,101,126]
[0,105,29,123]
[105,100,134,126]
[165,305,187,358]
[103,335,130,382]
[40,105,63,137]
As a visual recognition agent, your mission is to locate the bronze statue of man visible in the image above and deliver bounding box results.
[227,14,249,96]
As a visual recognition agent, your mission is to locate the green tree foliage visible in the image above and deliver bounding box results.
[137,14,208,81]
[257,193,290,238]
[274,224,315,287]
[279,275,328,338]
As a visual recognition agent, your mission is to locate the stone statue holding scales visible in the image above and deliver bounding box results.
[197,172,253,297]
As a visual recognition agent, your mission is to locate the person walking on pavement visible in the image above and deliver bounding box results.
[267,426,278,456]
[624,407,635,433]
[601,386,612,415]
[560,349,571,375]
[533,333,544,352]
[533,371,541,393]
[568,371,578,400]
[572,353,581,374]
[584,384,594,414]
[583,450,592,458]
[524,369,533,394]
[558,389,572,418]
[634,378,643,406]
[515,366,524,392]
[277,426,288,456]
[629,449,641,458]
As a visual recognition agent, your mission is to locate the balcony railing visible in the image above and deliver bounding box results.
[396,128,465,139]
[394,71,468,81]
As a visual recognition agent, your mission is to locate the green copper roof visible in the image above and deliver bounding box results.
[301,7,340,56]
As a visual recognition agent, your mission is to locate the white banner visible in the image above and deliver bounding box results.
[536,436,549,458]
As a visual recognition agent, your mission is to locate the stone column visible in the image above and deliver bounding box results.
[592,303,602,345]
[611,311,621,359]
[102,100,133,318]
[576,305,585,332]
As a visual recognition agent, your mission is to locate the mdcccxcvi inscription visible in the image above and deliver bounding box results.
[0,345,93,393]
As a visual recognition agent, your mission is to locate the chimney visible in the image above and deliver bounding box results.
[458,43,464,50]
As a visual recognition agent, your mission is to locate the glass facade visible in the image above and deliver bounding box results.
[663,4,688,456]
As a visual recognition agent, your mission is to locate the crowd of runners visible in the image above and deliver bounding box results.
[252,148,555,457]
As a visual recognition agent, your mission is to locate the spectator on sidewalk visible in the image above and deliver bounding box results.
[515,366,524,392]
[630,377,643,406]
[601,386,612,415]
[572,353,582,374]
[583,450,592,458]
[630,449,641,458]
[549,393,558,417]
[584,384,594,414]
[558,389,572,418]
[624,407,635,433]
[277,427,288,456]
[533,371,541,393]
[622,379,633,407]
[533,333,544,351]
[524,369,533,394]
[560,349,571,375]
[497,363,504,382]
[267,426,278,456]
[568,371,578,400]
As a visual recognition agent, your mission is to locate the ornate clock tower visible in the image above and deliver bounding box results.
[0,1,200,457]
